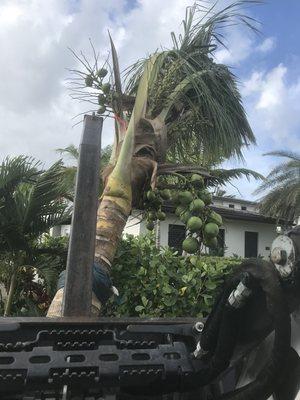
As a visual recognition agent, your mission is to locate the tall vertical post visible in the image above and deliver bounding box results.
[63,114,103,317]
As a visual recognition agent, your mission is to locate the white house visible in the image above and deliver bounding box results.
[51,196,279,259]
[123,196,279,259]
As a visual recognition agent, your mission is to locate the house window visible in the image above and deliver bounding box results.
[229,204,235,208]
[241,206,247,211]
[245,231,258,258]
[209,228,225,256]
[168,224,186,254]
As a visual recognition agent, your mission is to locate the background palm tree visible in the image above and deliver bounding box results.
[0,156,71,315]
[255,151,300,222]
[68,1,261,272]
[56,144,113,199]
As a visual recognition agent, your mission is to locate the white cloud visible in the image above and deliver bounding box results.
[214,28,254,66]
[215,34,276,66]
[256,36,276,53]
[0,0,195,165]
[241,71,264,96]
[223,62,300,199]
[256,64,287,109]
[242,64,300,146]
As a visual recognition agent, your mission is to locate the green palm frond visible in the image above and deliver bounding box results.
[124,1,259,162]
[259,185,300,222]
[34,254,64,296]
[175,1,261,51]
[0,157,72,252]
[264,150,300,161]
[22,162,71,236]
[0,156,40,197]
[255,151,300,221]
[56,144,79,161]
[209,168,264,186]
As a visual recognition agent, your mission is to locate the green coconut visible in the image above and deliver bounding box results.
[200,190,212,205]
[102,82,111,94]
[204,237,218,248]
[178,191,193,205]
[208,211,223,226]
[191,174,204,187]
[85,74,94,87]
[180,210,191,224]
[182,237,198,254]
[97,68,108,78]
[98,94,106,105]
[146,221,155,231]
[148,211,157,221]
[204,222,219,238]
[160,189,171,200]
[152,196,162,208]
[187,216,203,232]
[189,199,205,214]
[175,205,185,217]
[157,211,166,221]
[171,191,180,205]
[146,190,156,202]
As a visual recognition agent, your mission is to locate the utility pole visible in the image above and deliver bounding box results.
[62,114,102,317]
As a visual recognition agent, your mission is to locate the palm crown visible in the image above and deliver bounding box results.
[71,1,259,167]
[255,151,300,222]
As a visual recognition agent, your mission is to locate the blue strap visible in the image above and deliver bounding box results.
[57,262,112,304]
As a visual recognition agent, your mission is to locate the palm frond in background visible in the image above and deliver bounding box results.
[0,156,72,315]
[254,151,300,221]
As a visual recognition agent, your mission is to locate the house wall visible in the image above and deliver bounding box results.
[132,213,277,259]
[123,210,143,237]
[222,219,276,258]
[51,211,143,240]
[50,225,70,237]
[52,205,277,259]
[212,198,257,213]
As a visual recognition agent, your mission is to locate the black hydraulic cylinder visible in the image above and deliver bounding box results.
[62,114,102,317]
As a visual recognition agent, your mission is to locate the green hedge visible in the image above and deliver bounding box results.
[103,234,241,318]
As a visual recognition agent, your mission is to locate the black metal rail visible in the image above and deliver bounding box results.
[0,317,207,399]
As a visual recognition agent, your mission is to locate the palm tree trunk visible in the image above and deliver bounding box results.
[94,174,132,270]
[94,56,160,270]
[4,271,17,316]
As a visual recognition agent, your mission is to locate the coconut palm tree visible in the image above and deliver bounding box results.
[255,151,300,222]
[0,156,71,315]
[67,1,261,273]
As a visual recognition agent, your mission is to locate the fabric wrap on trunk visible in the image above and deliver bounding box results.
[57,262,113,304]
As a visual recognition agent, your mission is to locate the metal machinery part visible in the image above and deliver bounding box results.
[271,234,297,279]
[228,278,252,309]
[226,229,300,310]
[0,318,213,399]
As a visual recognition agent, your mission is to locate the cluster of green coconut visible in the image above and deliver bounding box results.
[174,175,222,254]
[145,174,223,254]
[143,188,171,231]
[85,68,111,115]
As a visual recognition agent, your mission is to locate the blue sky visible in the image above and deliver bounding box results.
[0,0,298,200]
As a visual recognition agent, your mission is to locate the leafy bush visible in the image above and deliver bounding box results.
[103,234,241,318]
